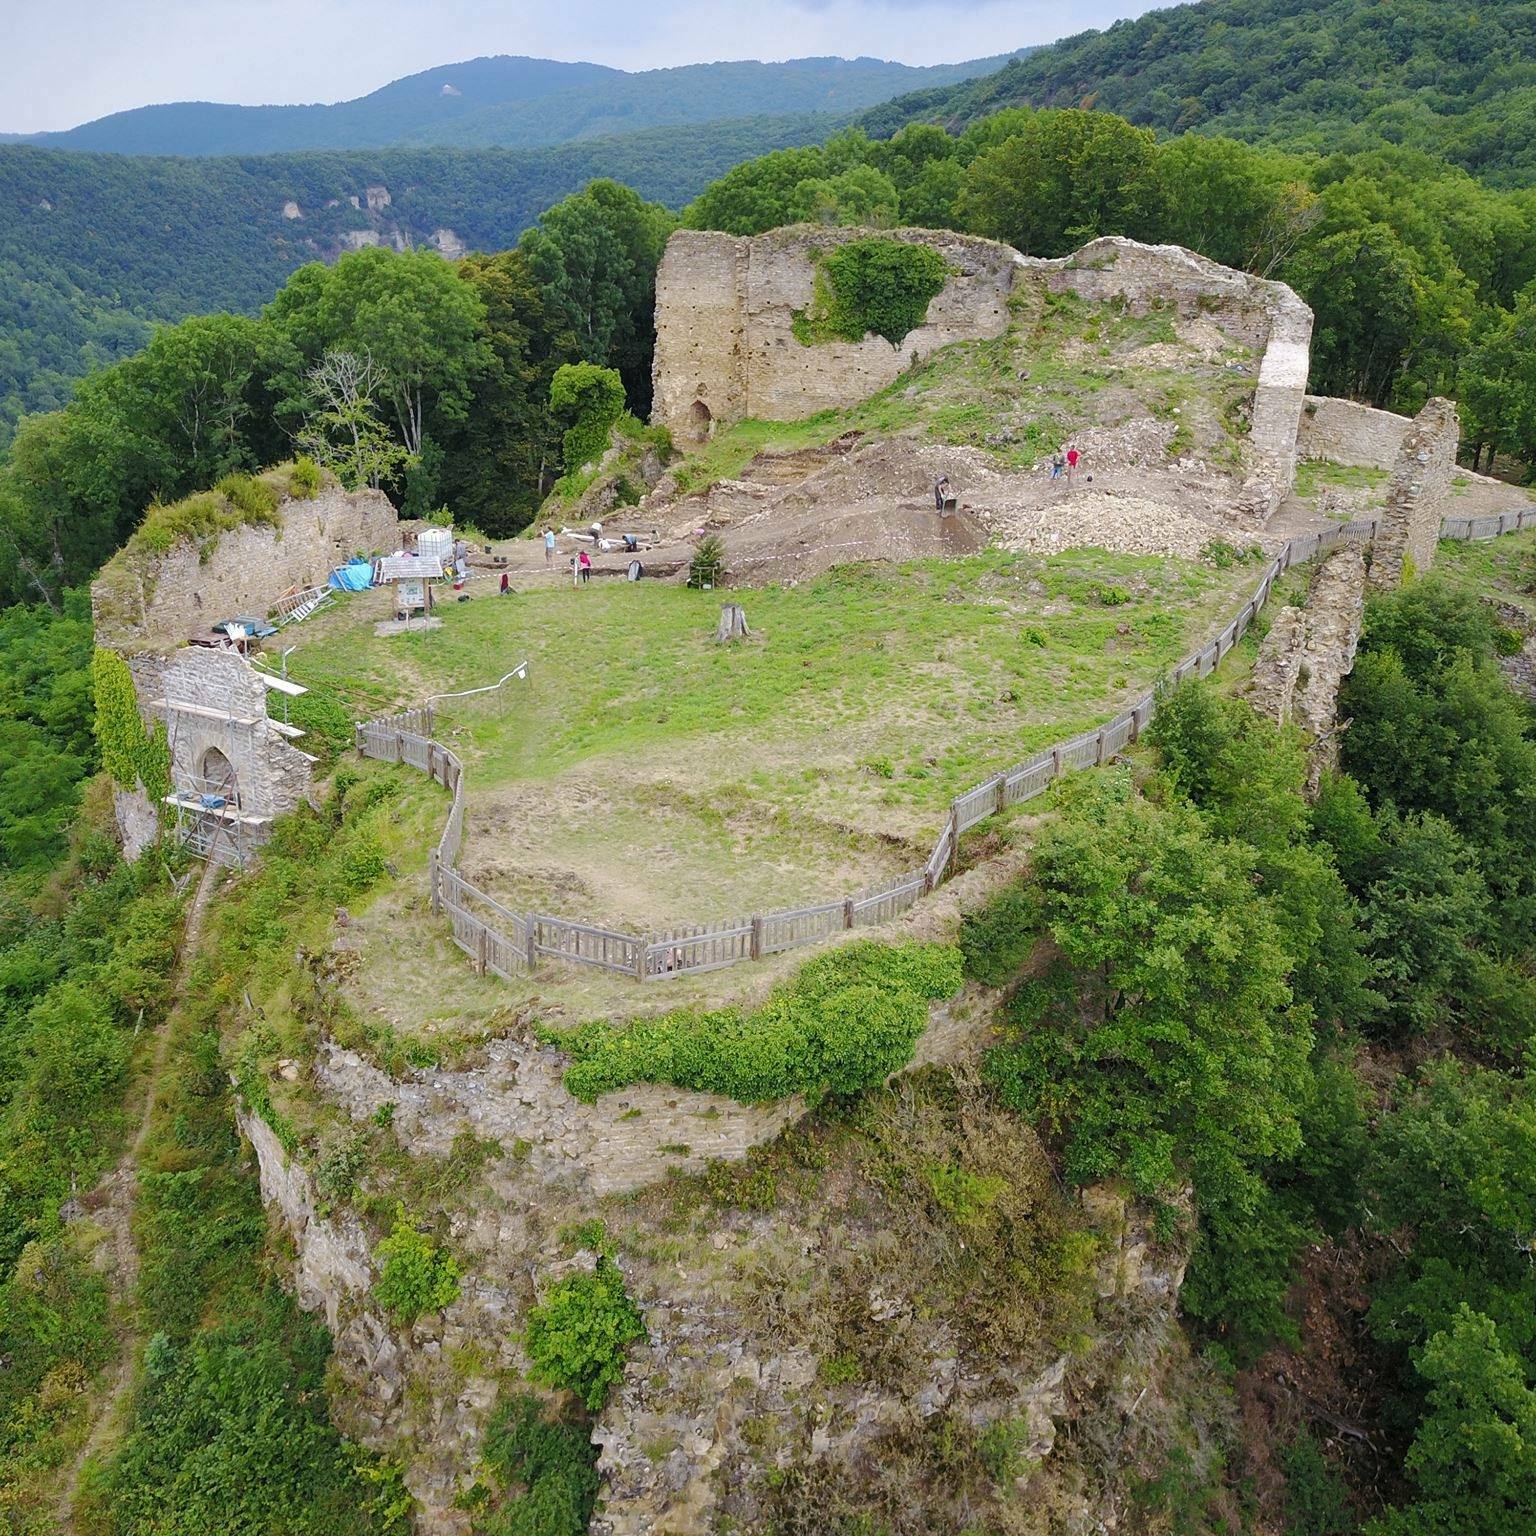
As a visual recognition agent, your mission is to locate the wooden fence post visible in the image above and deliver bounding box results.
[476,923,489,975]
[843,896,855,929]
[947,808,960,878]
[1051,747,1063,778]
[525,922,537,973]
[749,915,763,961]
[634,943,647,982]
[993,774,1007,814]
[428,848,440,914]
[1094,729,1107,767]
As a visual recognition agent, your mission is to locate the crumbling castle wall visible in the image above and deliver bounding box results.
[1368,397,1461,590]
[652,229,1313,516]
[92,484,397,650]
[1247,544,1368,785]
[135,646,315,818]
[1021,236,1313,516]
[1297,395,1414,470]
[651,225,1019,446]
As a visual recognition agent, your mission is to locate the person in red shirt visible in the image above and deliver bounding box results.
[1066,446,1081,485]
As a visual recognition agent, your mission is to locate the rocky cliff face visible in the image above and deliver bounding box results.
[241,1028,1204,1536]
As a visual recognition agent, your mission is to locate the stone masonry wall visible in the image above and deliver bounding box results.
[651,225,1019,446]
[652,229,1314,517]
[133,646,315,819]
[92,484,398,650]
[1297,395,1414,470]
[1247,544,1368,785]
[1022,237,1314,516]
[1368,397,1461,591]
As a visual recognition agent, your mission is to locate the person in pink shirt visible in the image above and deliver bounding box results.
[577,548,592,585]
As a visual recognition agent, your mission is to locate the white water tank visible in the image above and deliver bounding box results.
[418,526,454,566]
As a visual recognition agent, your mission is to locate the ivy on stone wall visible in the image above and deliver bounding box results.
[91,647,171,804]
[793,239,949,348]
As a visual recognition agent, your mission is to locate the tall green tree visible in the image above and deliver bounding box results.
[265,247,488,456]
[519,179,675,410]
[957,109,1165,257]
[437,250,578,535]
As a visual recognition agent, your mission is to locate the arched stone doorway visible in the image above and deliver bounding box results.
[688,399,713,443]
[199,745,239,805]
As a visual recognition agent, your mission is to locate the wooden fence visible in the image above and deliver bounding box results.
[357,506,1536,984]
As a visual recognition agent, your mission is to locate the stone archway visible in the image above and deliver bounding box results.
[199,745,239,804]
[688,399,713,443]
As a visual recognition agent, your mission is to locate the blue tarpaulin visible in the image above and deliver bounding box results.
[330,561,374,591]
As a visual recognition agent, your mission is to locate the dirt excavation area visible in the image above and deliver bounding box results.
[487,299,1278,594]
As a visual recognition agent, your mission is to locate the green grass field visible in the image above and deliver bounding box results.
[1435,526,1536,621]
[283,544,1256,930]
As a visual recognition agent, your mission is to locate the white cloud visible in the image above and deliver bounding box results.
[1,0,1161,132]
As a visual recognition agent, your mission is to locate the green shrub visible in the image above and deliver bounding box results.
[550,364,626,477]
[687,534,727,589]
[794,239,948,347]
[479,1394,599,1536]
[1282,1430,1354,1536]
[284,688,355,763]
[290,456,323,498]
[556,941,962,1104]
[214,472,279,521]
[524,1259,645,1412]
[958,878,1040,987]
[374,1208,460,1321]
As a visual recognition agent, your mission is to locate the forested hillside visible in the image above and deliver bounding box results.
[0,116,830,443]
[17,52,1019,156]
[862,0,1536,186]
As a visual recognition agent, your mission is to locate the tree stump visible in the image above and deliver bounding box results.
[715,603,750,644]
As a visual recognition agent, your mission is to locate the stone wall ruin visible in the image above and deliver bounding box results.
[651,227,1314,517]
[92,484,398,651]
[651,225,1019,445]
[1368,396,1461,591]
[91,482,398,855]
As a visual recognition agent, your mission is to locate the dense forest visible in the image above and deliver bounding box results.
[0,116,833,444]
[963,582,1536,1533]
[862,0,1536,186]
[15,52,1020,157]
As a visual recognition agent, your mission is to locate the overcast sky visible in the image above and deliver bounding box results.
[3,0,1163,133]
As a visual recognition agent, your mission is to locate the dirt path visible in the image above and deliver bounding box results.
[55,857,221,1530]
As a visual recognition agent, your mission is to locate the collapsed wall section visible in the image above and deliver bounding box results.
[1247,544,1368,786]
[1297,395,1416,471]
[1021,237,1313,516]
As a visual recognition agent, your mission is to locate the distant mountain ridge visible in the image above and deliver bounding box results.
[14,52,1028,156]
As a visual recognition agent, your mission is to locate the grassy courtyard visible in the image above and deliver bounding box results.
[282,544,1259,932]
